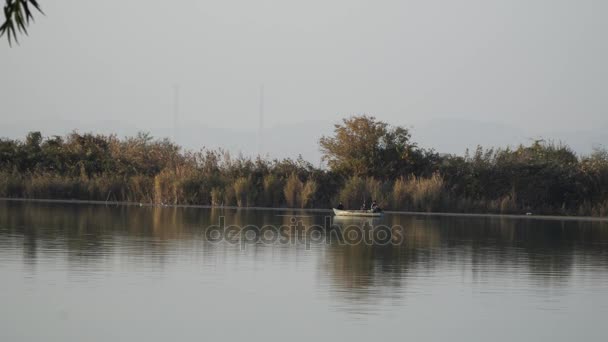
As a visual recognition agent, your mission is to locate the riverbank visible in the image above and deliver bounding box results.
[2,197,607,222]
[2,126,608,217]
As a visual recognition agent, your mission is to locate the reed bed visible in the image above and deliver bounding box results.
[1,131,608,216]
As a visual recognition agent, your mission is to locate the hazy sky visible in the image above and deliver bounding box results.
[2,0,607,159]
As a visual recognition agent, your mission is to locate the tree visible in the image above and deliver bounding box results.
[319,115,434,178]
[1,0,42,45]
[319,115,387,177]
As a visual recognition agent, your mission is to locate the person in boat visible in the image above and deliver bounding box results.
[336,202,344,210]
[370,200,381,213]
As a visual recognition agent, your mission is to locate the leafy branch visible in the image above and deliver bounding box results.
[1,0,43,46]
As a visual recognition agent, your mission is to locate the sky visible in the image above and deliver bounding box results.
[2,0,607,162]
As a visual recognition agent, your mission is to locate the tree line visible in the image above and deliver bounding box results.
[1,116,607,216]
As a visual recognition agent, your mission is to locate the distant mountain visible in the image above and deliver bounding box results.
[540,128,607,155]
[411,119,530,155]
[0,118,332,164]
[411,118,607,156]
[176,120,333,165]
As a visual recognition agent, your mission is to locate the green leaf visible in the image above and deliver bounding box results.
[1,0,43,45]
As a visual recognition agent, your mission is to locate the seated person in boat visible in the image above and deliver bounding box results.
[336,202,344,210]
[370,200,381,213]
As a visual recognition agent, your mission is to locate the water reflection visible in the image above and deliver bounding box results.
[1,200,608,313]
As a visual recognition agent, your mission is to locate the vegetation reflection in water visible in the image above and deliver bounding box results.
[2,201,607,296]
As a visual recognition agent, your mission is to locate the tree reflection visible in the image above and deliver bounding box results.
[320,214,608,309]
[1,200,608,306]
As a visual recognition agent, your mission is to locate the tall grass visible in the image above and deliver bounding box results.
[578,200,608,217]
[210,187,224,206]
[223,185,236,206]
[4,168,605,216]
[284,173,303,208]
[127,175,154,203]
[498,191,518,214]
[337,176,389,209]
[233,177,254,207]
[365,177,390,209]
[262,174,283,207]
[301,179,318,208]
[2,131,608,216]
[0,171,24,197]
[338,176,366,209]
[24,174,80,200]
[153,169,178,204]
[391,173,445,212]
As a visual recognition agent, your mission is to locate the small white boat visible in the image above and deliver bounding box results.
[333,208,383,217]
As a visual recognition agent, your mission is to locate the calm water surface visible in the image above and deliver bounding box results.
[1,201,608,341]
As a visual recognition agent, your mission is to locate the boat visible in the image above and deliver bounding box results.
[333,208,383,217]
